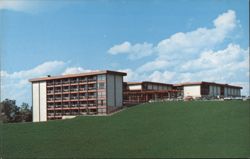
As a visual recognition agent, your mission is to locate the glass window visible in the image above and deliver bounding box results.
[97,74,106,81]
[98,91,106,98]
[98,82,105,89]
[98,100,106,106]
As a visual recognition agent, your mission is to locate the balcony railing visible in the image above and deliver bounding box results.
[79,80,87,83]
[63,112,71,115]
[71,112,79,115]
[54,90,61,93]
[79,96,87,99]
[88,78,97,82]
[70,80,78,84]
[62,80,70,84]
[47,82,54,86]
[88,87,96,90]
[88,104,97,107]
[47,90,54,94]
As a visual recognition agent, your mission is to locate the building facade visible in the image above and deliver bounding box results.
[123,81,181,105]
[174,82,242,98]
[29,70,126,122]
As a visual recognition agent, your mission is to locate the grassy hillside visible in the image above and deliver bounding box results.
[1,101,249,158]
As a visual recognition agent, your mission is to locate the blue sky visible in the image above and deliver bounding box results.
[0,0,249,105]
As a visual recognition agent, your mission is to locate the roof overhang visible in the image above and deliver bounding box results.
[29,70,127,82]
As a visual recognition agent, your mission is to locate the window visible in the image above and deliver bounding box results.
[98,91,106,98]
[98,82,105,89]
[98,100,106,106]
[97,74,106,81]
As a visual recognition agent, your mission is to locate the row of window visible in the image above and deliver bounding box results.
[47,100,106,107]
[47,92,105,101]
[47,109,98,116]
[47,75,106,86]
[47,83,105,93]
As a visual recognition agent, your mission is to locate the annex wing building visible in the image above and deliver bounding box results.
[174,82,242,98]
[29,70,242,122]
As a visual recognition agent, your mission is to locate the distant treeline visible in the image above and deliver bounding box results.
[0,99,32,123]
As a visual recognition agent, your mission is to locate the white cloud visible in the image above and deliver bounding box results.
[109,10,238,72]
[147,71,176,83]
[213,10,236,30]
[156,10,236,59]
[0,0,28,11]
[1,61,67,105]
[0,0,42,13]
[6,61,66,79]
[108,41,154,60]
[181,44,249,72]
[137,60,170,73]
[118,68,142,82]
[108,41,131,54]
[110,10,249,95]
[139,10,237,72]
[0,0,73,13]
[62,67,95,75]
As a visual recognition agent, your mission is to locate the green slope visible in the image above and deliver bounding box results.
[1,101,249,158]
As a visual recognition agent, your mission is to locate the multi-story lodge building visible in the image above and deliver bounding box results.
[29,70,126,122]
[30,70,243,122]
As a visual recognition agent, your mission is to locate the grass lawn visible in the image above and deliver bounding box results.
[0,101,249,158]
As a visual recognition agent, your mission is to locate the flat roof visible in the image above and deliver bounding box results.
[125,81,173,86]
[29,70,127,82]
[174,81,242,89]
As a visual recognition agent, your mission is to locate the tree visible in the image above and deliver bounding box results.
[0,99,19,123]
[19,103,32,122]
[0,99,32,123]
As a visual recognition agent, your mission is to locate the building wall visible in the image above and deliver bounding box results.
[107,74,124,107]
[147,84,153,90]
[32,82,40,122]
[107,74,115,107]
[153,85,158,90]
[39,82,47,121]
[224,87,241,97]
[184,85,201,97]
[115,75,123,107]
[107,74,123,113]
[32,81,47,122]
[224,87,228,96]
[128,85,142,90]
[209,85,221,96]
